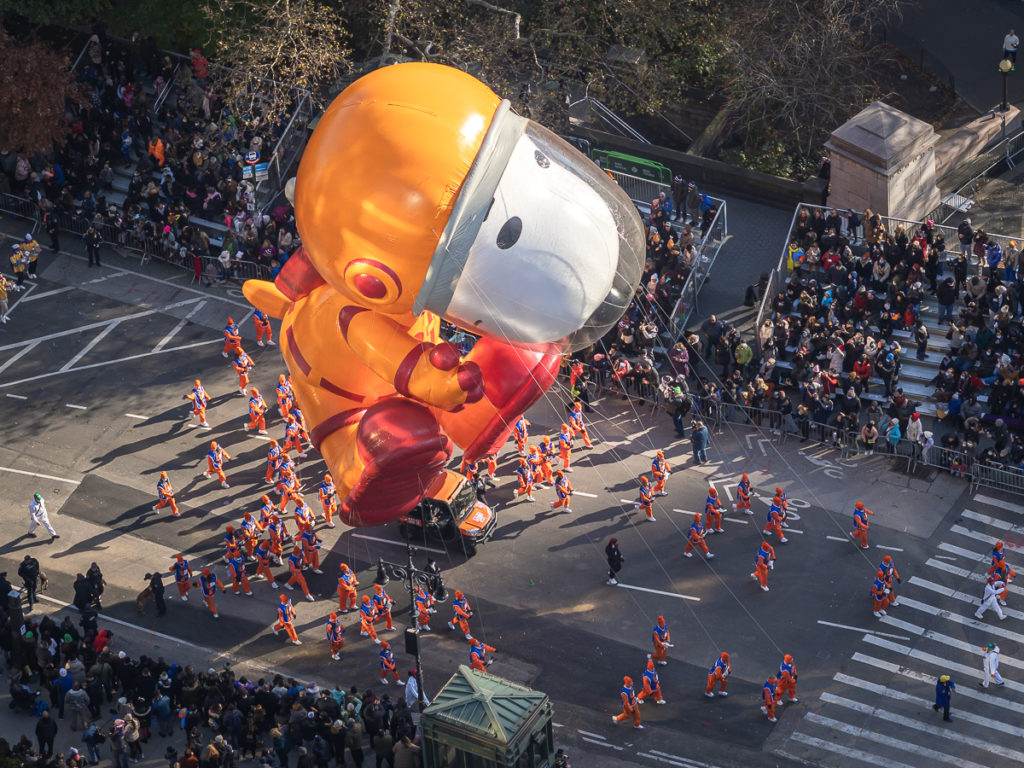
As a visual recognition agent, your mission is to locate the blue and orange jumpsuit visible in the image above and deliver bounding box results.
[614,679,641,726]
[514,459,534,501]
[337,565,358,612]
[379,645,401,682]
[734,475,752,513]
[636,478,655,521]
[752,542,775,590]
[416,586,434,629]
[318,476,337,527]
[205,445,230,486]
[273,597,299,643]
[513,417,529,456]
[185,383,210,426]
[223,319,242,358]
[557,425,572,471]
[638,662,664,703]
[776,656,798,702]
[705,490,724,532]
[651,454,670,495]
[650,618,670,663]
[246,391,268,432]
[850,504,872,548]
[569,404,592,447]
[326,614,344,658]
[199,571,225,618]
[169,557,192,600]
[372,585,394,629]
[265,441,282,483]
[154,475,179,516]
[286,549,311,597]
[254,541,278,587]
[550,472,573,512]
[705,653,730,696]
[684,515,711,557]
[469,640,496,672]
[763,499,787,542]
[253,309,274,345]
[233,352,253,393]
[360,596,380,643]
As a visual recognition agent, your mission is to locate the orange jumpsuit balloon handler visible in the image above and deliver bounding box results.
[273,594,301,645]
[568,402,592,447]
[651,450,670,495]
[469,637,496,672]
[988,542,1017,605]
[513,458,535,502]
[253,309,276,346]
[372,584,395,630]
[871,569,891,618]
[733,473,752,514]
[285,548,314,601]
[233,351,254,395]
[196,568,226,618]
[170,554,192,600]
[203,442,231,488]
[850,502,873,549]
[763,497,788,543]
[184,379,211,428]
[704,487,724,533]
[613,676,643,729]
[751,541,775,592]
[153,472,179,516]
[245,388,269,434]
[705,652,730,697]
[241,63,644,528]
[879,555,901,606]
[637,661,666,705]
[684,513,714,559]
[448,590,473,638]
[360,596,381,644]
[635,476,656,522]
[550,470,573,513]
[648,616,672,665]
[318,473,338,527]
[223,317,242,358]
[337,563,358,612]
[776,654,798,703]
[761,674,779,722]
[379,641,402,684]
[326,612,344,660]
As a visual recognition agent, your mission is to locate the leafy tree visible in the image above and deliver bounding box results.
[200,0,351,134]
[0,28,84,155]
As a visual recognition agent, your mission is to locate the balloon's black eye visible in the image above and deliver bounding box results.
[496,217,522,250]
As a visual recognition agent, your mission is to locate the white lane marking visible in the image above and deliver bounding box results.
[831,671,1024,741]
[581,738,622,751]
[973,494,1024,516]
[815,620,909,640]
[574,491,598,498]
[619,498,639,504]
[909,575,1024,621]
[783,736,917,768]
[672,508,696,516]
[636,753,690,768]
[648,751,715,768]
[833,674,1024,740]
[60,320,121,371]
[932,555,956,561]
[36,594,219,655]
[0,338,221,388]
[892,596,1024,647]
[0,297,203,353]
[962,508,1017,531]
[803,711,991,768]
[6,393,27,399]
[576,730,606,740]
[4,282,36,317]
[350,533,446,555]
[152,318,189,353]
[723,517,749,525]
[21,285,76,302]
[61,251,252,308]
[876,545,904,552]
[65,403,87,410]
[937,541,988,562]
[861,634,1024,693]
[925,558,974,579]
[615,583,701,602]
[826,535,848,542]
[82,270,128,285]
[851,653,1024,716]
[0,466,80,484]
[0,341,40,376]
[125,414,148,420]
[820,693,1024,764]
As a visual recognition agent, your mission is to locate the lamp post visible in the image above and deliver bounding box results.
[999,58,1013,113]
[375,545,448,712]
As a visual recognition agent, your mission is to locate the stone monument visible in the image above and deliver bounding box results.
[825,101,940,221]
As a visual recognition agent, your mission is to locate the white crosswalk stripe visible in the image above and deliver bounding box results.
[851,653,1024,716]
[833,673,1024,738]
[818,692,1024,763]
[779,491,1024,767]
[802,712,991,768]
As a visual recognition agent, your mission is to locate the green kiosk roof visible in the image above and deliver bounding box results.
[423,665,549,745]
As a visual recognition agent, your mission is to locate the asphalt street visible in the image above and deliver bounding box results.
[1,223,1023,768]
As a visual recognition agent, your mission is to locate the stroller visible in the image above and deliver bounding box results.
[8,679,39,713]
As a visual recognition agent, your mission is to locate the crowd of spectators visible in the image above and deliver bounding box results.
[0,28,302,285]
[0,581,425,768]
[571,199,1024,479]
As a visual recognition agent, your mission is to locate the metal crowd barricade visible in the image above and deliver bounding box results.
[970,463,1024,496]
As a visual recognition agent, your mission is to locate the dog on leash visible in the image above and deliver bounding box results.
[136,574,154,614]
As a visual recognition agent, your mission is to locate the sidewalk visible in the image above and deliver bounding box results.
[896,0,1024,113]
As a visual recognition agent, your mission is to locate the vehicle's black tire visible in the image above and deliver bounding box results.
[461,538,477,558]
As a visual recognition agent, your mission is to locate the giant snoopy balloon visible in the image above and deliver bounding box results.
[244,63,645,527]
